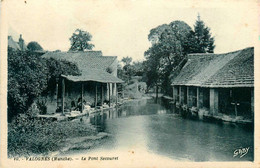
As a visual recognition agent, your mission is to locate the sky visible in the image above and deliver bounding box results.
[5,0,258,61]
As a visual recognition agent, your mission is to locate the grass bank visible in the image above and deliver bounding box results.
[8,113,104,158]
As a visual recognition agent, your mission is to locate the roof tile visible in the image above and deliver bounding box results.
[172,47,254,88]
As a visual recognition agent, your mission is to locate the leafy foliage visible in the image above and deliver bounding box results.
[27,41,43,51]
[8,47,80,121]
[144,16,215,94]
[69,29,95,51]
[8,48,48,120]
[144,21,192,93]
[118,57,145,84]
[43,57,81,95]
[8,113,97,157]
[185,14,215,53]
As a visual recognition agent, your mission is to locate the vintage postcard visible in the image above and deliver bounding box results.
[0,0,259,167]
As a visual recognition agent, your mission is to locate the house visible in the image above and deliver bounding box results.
[42,50,123,114]
[8,34,27,51]
[171,47,254,119]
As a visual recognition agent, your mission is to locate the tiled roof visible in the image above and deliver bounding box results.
[8,36,28,51]
[8,36,21,50]
[62,68,123,83]
[172,47,254,88]
[42,51,116,71]
[42,51,123,83]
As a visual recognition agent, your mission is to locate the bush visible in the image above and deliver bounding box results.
[8,48,81,121]
[8,113,97,157]
[8,48,48,121]
[36,99,47,115]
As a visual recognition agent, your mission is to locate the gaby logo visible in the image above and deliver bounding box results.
[233,147,250,158]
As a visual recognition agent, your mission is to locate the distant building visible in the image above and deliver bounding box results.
[171,47,254,119]
[8,34,27,51]
[42,50,123,114]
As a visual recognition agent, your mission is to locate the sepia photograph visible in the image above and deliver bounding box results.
[0,0,259,167]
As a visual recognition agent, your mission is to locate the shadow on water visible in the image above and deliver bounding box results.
[84,97,253,161]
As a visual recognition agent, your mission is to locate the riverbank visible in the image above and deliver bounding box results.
[8,114,108,158]
[50,131,110,156]
[36,102,124,121]
[160,96,253,125]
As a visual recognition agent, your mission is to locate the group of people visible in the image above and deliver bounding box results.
[71,98,88,111]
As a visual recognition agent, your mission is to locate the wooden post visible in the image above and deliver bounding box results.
[55,83,58,101]
[113,83,117,96]
[179,86,182,104]
[95,83,98,108]
[116,83,118,105]
[175,86,178,102]
[251,88,254,118]
[107,83,109,100]
[210,88,219,116]
[230,89,239,117]
[197,87,200,108]
[81,83,84,113]
[172,86,175,102]
[61,78,65,115]
[101,83,104,106]
[187,86,190,107]
[108,83,111,107]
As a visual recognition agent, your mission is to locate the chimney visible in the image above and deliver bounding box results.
[18,34,24,51]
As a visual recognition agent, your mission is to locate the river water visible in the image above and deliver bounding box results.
[70,98,254,162]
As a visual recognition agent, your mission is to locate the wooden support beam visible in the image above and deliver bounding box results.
[113,83,117,96]
[116,84,118,105]
[179,86,182,104]
[251,88,254,118]
[172,86,174,102]
[81,83,84,113]
[108,83,111,107]
[210,88,219,116]
[61,78,65,115]
[197,87,200,108]
[95,83,98,108]
[101,83,104,106]
[187,86,190,107]
[55,83,58,101]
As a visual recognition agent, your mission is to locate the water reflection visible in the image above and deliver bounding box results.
[86,98,253,161]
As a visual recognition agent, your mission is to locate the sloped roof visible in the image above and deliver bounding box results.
[8,36,21,50]
[8,36,28,51]
[42,51,123,83]
[172,47,254,88]
[62,68,123,83]
[42,51,116,71]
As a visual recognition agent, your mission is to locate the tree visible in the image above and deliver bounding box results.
[8,47,81,121]
[144,21,192,94]
[120,56,133,83]
[121,56,132,65]
[193,14,215,53]
[27,41,43,51]
[8,48,48,121]
[144,16,216,95]
[69,29,95,51]
[132,61,144,76]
